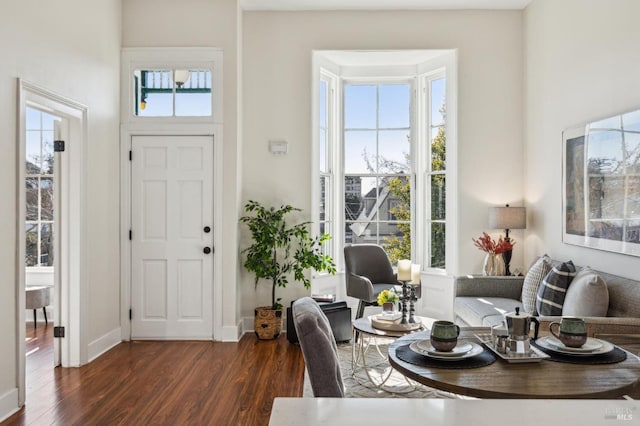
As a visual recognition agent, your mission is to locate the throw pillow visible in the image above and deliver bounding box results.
[562,267,609,317]
[536,261,577,316]
[521,255,552,315]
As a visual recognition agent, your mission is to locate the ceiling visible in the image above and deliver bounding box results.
[241,0,533,11]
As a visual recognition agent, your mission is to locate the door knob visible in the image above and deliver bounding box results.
[204,226,211,233]
[203,247,212,254]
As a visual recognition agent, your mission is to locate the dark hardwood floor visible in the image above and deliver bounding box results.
[4,324,305,426]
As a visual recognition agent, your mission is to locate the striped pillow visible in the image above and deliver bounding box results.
[535,261,577,316]
[521,255,552,314]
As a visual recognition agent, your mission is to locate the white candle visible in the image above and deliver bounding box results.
[397,259,411,281]
[410,264,421,284]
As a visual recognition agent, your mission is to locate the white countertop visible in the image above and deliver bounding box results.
[269,398,638,426]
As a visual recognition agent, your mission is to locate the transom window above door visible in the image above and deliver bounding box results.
[133,69,212,117]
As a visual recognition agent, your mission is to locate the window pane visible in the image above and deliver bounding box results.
[383,176,411,221]
[319,80,327,127]
[346,221,378,244]
[26,178,38,221]
[589,176,624,219]
[431,175,446,220]
[26,108,41,130]
[382,222,411,263]
[344,130,376,173]
[26,224,38,267]
[42,132,54,174]
[41,177,54,220]
[344,85,376,129]
[379,84,410,128]
[40,223,53,266]
[431,127,446,171]
[175,69,212,116]
[626,219,640,243]
[319,176,327,221]
[41,112,58,130]
[26,131,41,173]
[378,130,410,173]
[431,78,446,126]
[431,222,446,269]
[136,70,173,117]
[319,128,327,172]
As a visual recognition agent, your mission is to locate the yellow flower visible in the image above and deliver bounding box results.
[377,289,399,306]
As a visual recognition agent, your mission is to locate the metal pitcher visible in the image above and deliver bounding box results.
[503,307,539,353]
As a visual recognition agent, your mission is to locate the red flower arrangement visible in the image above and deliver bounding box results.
[472,232,514,254]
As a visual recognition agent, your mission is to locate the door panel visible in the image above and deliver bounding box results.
[131,135,213,339]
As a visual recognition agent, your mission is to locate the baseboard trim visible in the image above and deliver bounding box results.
[220,323,242,342]
[0,388,19,423]
[87,327,122,363]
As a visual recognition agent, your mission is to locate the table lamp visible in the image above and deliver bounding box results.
[488,204,526,276]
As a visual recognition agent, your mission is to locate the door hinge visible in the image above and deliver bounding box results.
[54,140,65,152]
[129,230,132,240]
[129,309,132,320]
[53,326,65,338]
[129,150,132,161]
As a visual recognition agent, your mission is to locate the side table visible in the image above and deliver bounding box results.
[351,316,433,391]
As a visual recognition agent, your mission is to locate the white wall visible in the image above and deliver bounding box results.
[122,0,243,337]
[242,10,524,318]
[0,0,121,418]
[524,0,640,277]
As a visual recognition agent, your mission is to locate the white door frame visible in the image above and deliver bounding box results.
[17,79,88,405]
[120,123,224,340]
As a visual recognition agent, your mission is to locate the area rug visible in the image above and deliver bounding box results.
[302,338,472,399]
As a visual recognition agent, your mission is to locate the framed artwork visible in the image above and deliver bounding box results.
[563,108,640,256]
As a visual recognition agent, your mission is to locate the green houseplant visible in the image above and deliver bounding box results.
[240,200,336,339]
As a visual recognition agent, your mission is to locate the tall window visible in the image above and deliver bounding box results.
[427,76,447,269]
[316,59,449,271]
[343,83,412,263]
[25,107,58,267]
[319,77,333,257]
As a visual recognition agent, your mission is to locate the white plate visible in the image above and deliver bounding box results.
[415,340,473,357]
[546,336,603,353]
[409,341,483,361]
[536,336,614,356]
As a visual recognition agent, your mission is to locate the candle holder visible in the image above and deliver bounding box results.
[408,284,418,323]
[399,281,410,324]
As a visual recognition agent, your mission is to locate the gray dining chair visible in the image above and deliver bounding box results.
[292,297,344,397]
[344,243,400,320]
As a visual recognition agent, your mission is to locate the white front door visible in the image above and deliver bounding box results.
[130,135,214,339]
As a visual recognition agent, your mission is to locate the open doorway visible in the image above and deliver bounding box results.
[17,80,88,407]
[24,106,59,386]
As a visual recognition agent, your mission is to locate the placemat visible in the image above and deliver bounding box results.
[531,342,627,364]
[395,344,496,369]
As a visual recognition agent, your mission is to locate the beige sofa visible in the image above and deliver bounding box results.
[454,265,640,337]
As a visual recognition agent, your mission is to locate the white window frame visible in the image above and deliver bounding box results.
[312,51,457,282]
[120,47,223,124]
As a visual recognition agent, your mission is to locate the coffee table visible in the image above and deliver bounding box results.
[351,316,433,391]
[388,328,640,399]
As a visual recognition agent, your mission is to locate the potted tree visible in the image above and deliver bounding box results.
[240,200,336,340]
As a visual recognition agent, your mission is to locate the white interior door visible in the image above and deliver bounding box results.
[130,135,214,339]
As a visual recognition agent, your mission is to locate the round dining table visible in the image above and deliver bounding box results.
[388,328,640,399]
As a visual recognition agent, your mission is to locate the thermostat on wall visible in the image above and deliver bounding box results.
[269,140,288,155]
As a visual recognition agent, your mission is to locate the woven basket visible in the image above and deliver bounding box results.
[254,306,283,340]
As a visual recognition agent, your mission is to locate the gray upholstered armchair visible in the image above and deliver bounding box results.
[344,243,400,319]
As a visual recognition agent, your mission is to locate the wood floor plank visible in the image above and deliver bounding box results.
[4,330,305,426]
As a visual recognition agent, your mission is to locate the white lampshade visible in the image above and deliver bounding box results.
[488,205,526,230]
[174,69,190,87]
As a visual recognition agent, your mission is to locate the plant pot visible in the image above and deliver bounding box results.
[382,302,395,312]
[254,306,283,340]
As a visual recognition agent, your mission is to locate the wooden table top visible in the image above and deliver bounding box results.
[388,328,640,399]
